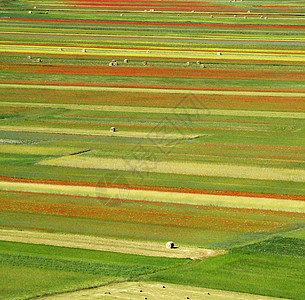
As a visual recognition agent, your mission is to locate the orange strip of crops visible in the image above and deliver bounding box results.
[7,19,305,30]
[2,63,305,81]
[1,176,304,202]
[0,197,292,233]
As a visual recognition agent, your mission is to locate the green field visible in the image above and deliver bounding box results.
[0,0,304,298]
[0,240,187,299]
[148,237,305,299]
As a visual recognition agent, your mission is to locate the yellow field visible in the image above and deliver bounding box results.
[2,84,305,99]
[0,126,198,140]
[0,229,225,260]
[0,144,83,156]
[39,156,305,183]
[1,101,305,119]
[0,181,304,212]
[46,281,285,300]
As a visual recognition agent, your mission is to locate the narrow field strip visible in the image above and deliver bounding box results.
[2,47,304,62]
[0,126,198,139]
[0,229,225,260]
[5,18,305,30]
[39,157,305,183]
[1,83,305,99]
[47,281,285,300]
[0,101,304,119]
[0,145,83,156]
[2,43,305,55]
[0,180,304,212]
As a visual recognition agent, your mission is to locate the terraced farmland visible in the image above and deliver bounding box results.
[0,0,305,299]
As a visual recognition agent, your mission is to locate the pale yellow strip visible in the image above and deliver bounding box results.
[49,281,286,300]
[0,101,304,119]
[1,83,305,99]
[39,156,305,183]
[0,229,225,260]
[0,125,198,139]
[0,181,303,212]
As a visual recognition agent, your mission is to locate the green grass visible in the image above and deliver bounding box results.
[147,236,305,299]
[0,241,188,299]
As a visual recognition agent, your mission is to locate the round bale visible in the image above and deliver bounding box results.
[166,241,174,249]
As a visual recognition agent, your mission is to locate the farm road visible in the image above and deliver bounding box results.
[0,229,226,260]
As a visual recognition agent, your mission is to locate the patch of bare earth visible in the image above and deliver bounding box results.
[44,281,285,300]
[0,229,226,260]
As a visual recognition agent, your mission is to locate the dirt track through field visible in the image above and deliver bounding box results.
[44,281,286,300]
[1,101,305,119]
[0,229,225,260]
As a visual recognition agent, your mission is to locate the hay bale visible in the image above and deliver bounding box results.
[28,56,32,59]
[200,64,206,68]
[58,47,62,51]
[244,16,247,19]
[110,127,116,132]
[234,15,237,18]
[150,8,154,12]
[191,10,195,13]
[217,52,222,56]
[142,61,147,65]
[82,49,86,53]
[166,241,174,249]
[147,49,150,53]
[265,16,268,19]
[113,61,118,66]
[37,58,41,62]
[28,11,32,14]
[210,15,213,18]
[186,61,190,66]
[120,13,124,16]
[109,62,114,66]
[247,10,251,13]
[260,15,264,19]
[124,59,128,63]
[196,60,201,65]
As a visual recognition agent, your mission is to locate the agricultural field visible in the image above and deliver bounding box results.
[0,0,305,299]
